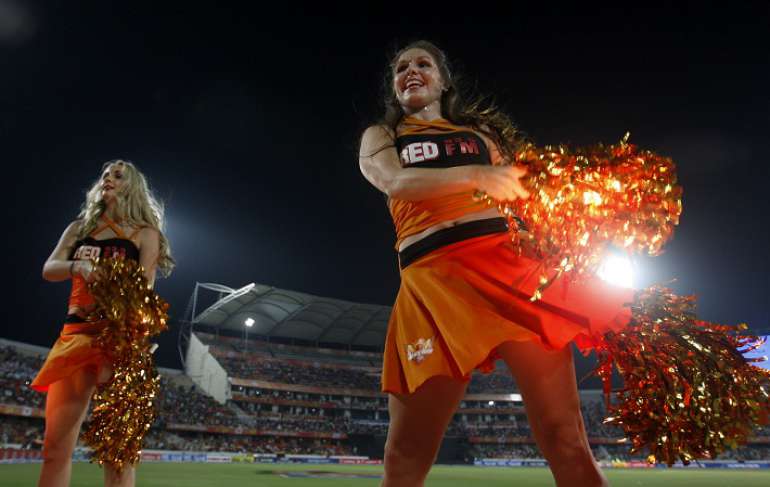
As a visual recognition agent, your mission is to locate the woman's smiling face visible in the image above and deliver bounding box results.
[393,48,445,112]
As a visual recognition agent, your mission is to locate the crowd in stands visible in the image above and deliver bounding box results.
[0,416,43,449]
[465,372,519,394]
[157,378,240,428]
[580,399,624,438]
[0,345,45,409]
[1,341,769,461]
[221,355,520,394]
[234,386,387,409]
[142,430,354,456]
[471,443,542,459]
[196,332,382,367]
[219,356,382,390]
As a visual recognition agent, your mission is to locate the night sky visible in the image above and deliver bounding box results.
[4,2,769,372]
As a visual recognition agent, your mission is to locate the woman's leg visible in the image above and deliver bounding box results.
[497,340,608,487]
[37,367,97,487]
[105,465,135,487]
[382,376,467,487]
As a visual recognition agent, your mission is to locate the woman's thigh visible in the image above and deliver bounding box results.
[385,376,468,464]
[43,366,98,453]
[496,340,587,446]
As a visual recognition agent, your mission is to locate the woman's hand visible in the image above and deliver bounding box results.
[474,165,530,201]
[74,260,103,283]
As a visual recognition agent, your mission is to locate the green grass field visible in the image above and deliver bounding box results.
[1,463,770,487]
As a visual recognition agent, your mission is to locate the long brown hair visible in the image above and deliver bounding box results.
[379,40,524,161]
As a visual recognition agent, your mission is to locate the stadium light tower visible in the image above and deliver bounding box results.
[244,317,255,351]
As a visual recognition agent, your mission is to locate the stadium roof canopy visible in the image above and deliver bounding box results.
[189,282,391,349]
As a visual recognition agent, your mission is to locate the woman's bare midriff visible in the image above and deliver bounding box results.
[398,207,502,252]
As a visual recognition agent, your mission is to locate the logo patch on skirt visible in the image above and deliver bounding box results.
[407,337,434,363]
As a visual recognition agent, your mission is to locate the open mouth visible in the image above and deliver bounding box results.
[404,78,424,92]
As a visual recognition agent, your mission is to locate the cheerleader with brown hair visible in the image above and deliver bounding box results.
[359,41,632,487]
[33,160,173,487]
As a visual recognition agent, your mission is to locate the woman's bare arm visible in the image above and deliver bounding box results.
[136,227,160,288]
[358,125,528,201]
[42,221,88,282]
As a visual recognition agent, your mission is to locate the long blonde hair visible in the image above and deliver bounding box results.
[78,159,175,276]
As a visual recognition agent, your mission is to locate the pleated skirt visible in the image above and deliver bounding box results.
[30,321,109,392]
[381,232,633,395]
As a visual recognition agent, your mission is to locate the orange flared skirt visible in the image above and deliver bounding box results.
[381,232,633,394]
[30,322,109,392]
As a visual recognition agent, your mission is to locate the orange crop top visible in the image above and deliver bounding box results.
[67,216,141,311]
[388,117,501,249]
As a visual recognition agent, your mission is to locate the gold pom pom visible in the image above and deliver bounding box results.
[597,286,769,466]
[81,257,169,473]
[475,135,682,298]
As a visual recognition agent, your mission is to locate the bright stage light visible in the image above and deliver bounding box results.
[597,253,634,288]
[244,317,255,327]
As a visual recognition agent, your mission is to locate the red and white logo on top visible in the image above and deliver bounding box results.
[400,142,439,165]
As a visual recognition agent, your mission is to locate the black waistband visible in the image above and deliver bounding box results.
[65,313,95,323]
[398,217,509,269]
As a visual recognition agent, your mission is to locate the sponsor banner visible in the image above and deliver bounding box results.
[160,452,208,463]
[475,459,548,467]
[654,461,770,469]
[477,458,770,470]
[141,452,162,462]
[625,460,655,469]
[303,458,335,464]
[283,454,338,464]
[0,403,45,418]
[0,448,43,463]
[339,458,383,465]
[206,454,232,463]
[231,454,254,463]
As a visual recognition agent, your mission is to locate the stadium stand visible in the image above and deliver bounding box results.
[1,284,768,463]
[2,335,768,462]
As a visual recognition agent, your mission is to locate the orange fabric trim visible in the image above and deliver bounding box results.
[89,223,110,238]
[397,116,469,135]
[99,214,127,238]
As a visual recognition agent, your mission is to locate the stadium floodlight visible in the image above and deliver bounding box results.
[244,317,255,327]
[597,253,634,288]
